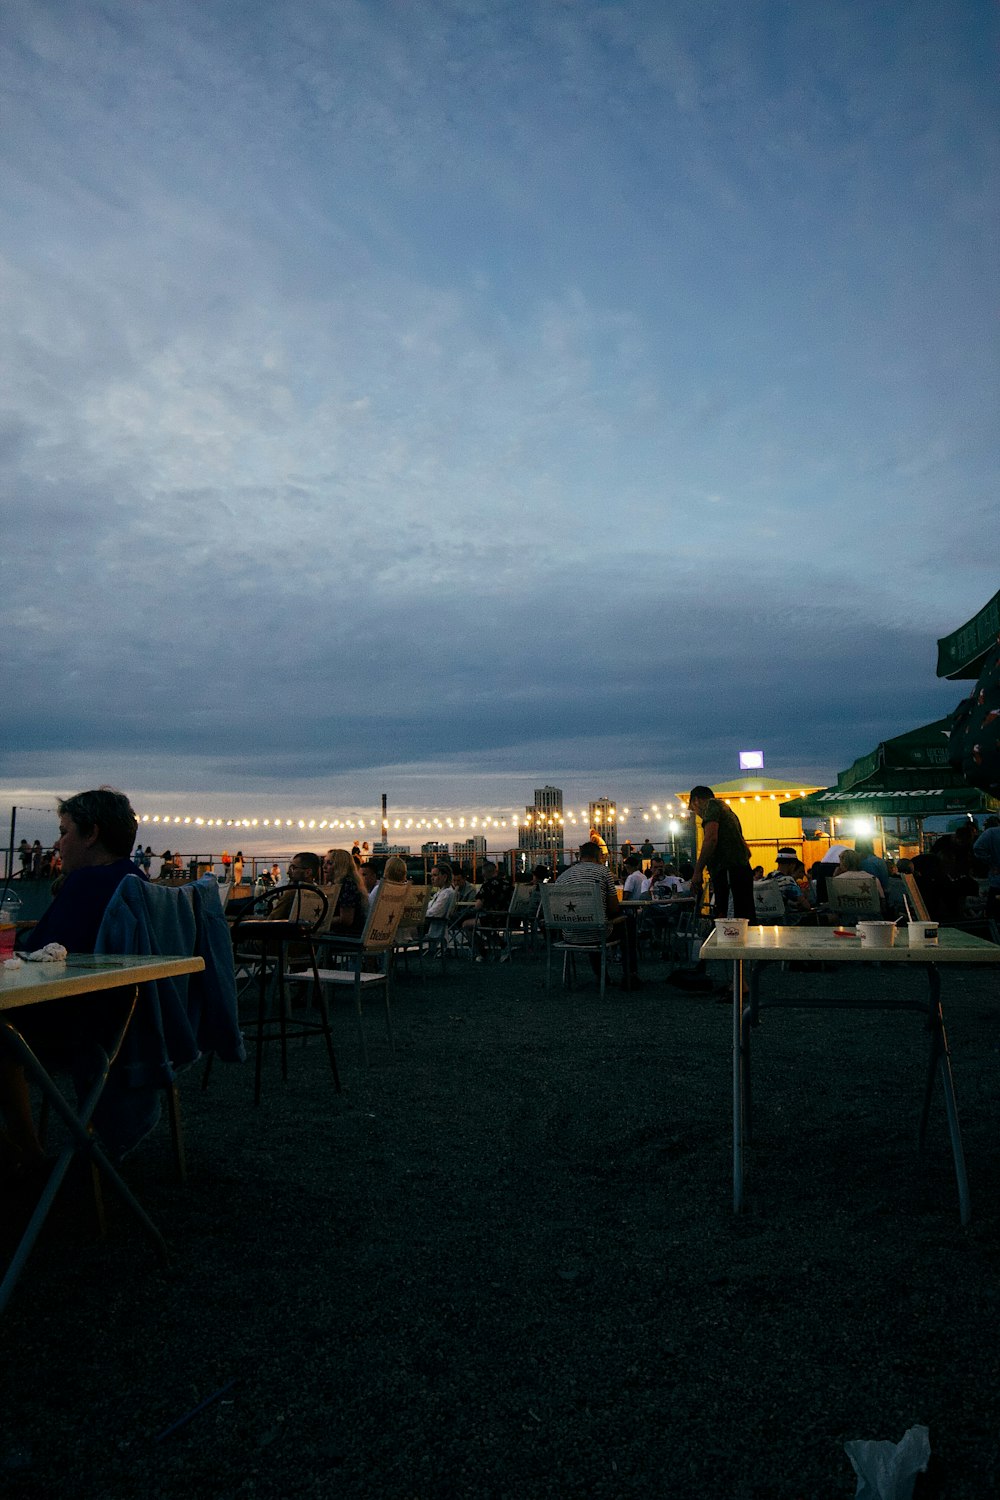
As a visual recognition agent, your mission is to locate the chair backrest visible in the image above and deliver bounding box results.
[395,884,433,941]
[901,871,932,922]
[827,874,882,921]
[538,879,606,933]
[313,883,344,935]
[360,880,411,952]
[508,884,541,918]
[753,882,787,921]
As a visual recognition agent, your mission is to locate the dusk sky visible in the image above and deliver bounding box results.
[2,1,997,846]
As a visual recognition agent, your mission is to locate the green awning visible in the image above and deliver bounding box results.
[936,589,1000,680]
[835,716,956,792]
[780,784,1000,820]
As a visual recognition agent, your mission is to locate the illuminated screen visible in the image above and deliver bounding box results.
[739,750,764,770]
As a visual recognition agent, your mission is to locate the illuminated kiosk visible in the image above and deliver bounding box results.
[678,777,824,870]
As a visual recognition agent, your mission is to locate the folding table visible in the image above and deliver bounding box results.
[699,925,1000,1224]
[0,953,204,1314]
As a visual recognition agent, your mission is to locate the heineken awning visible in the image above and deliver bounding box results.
[780,784,1000,820]
[835,716,956,792]
[780,713,1000,820]
[936,589,1000,680]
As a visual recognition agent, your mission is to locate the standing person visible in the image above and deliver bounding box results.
[232,850,244,886]
[17,840,31,878]
[687,786,755,920]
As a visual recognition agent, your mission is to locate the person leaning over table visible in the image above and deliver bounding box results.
[687,785,755,921]
[1,788,146,1189]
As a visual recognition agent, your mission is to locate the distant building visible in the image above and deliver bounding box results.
[373,841,409,857]
[518,785,565,865]
[452,836,487,860]
[420,841,450,857]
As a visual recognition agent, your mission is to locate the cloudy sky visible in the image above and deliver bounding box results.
[2,0,997,840]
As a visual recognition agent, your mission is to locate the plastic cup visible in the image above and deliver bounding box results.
[857,921,896,949]
[714,917,749,946]
[0,924,15,960]
[907,922,939,948]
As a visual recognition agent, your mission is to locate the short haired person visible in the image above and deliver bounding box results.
[622,854,649,900]
[2,788,144,1182]
[687,786,755,921]
[555,840,641,990]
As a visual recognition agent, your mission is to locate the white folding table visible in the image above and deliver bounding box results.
[699,925,1000,1224]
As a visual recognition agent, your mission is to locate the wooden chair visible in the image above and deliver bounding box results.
[300,882,412,1066]
[392,885,434,974]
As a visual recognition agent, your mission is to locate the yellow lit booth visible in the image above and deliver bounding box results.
[677,777,825,873]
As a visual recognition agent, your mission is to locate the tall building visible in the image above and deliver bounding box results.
[588,797,618,865]
[518,785,565,865]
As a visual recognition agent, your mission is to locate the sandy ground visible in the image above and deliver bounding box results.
[2,943,999,1498]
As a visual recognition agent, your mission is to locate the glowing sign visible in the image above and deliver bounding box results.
[739,750,764,770]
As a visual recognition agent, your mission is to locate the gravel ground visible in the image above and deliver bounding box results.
[2,947,999,1499]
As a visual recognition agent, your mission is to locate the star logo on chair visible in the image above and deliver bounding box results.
[565,900,577,912]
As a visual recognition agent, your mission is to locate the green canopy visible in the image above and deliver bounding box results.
[780,714,1000,820]
[936,589,1000,680]
[780,783,1000,820]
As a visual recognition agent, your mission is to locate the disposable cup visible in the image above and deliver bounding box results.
[0,924,15,960]
[857,921,896,949]
[714,917,749,946]
[907,922,939,948]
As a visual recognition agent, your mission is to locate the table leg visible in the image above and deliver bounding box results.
[919,966,970,1226]
[733,956,744,1214]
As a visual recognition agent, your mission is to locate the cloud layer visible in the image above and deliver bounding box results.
[2,1,995,817]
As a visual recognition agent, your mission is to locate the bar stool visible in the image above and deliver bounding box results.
[230,883,341,1105]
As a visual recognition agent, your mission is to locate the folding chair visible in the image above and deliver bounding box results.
[825,874,882,926]
[752,882,788,924]
[499,884,541,961]
[538,881,620,997]
[391,885,434,975]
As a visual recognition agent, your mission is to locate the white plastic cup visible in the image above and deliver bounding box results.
[714,917,749,946]
[857,921,897,949]
[907,922,939,948]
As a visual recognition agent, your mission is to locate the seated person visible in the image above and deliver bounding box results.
[425,862,456,948]
[461,861,512,958]
[555,840,641,990]
[366,855,408,910]
[451,867,477,906]
[322,848,373,937]
[2,788,144,1184]
[832,849,885,909]
[622,854,650,900]
[765,848,812,915]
